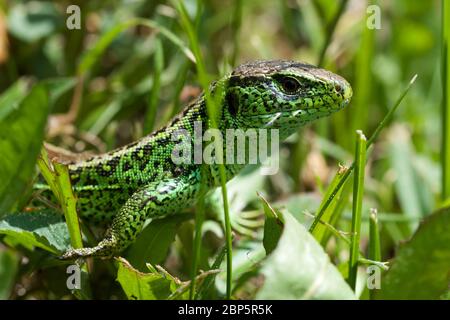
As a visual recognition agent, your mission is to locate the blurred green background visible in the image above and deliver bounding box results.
[0,0,448,300]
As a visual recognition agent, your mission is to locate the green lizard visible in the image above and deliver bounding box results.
[41,60,351,259]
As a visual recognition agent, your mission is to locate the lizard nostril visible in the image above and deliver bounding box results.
[335,83,343,93]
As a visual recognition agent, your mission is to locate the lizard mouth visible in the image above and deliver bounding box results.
[248,98,350,127]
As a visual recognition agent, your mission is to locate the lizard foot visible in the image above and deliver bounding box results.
[60,247,100,260]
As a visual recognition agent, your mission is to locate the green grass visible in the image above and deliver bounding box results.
[37,148,91,299]
[37,149,83,251]
[368,208,381,300]
[349,0,376,147]
[442,0,450,201]
[309,74,417,233]
[175,0,233,299]
[144,38,164,134]
[0,0,447,300]
[347,130,367,290]
[317,0,349,67]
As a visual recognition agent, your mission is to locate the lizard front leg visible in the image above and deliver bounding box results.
[61,173,201,259]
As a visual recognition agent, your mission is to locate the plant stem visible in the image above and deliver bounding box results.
[369,208,381,299]
[175,0,233,299]
[190,166,207,299]
[230,0,243,66]
[144,38,164,134]
[348,130,367,290]
[442,0,450,201]
[317,0,349,67]
[309,75,417,233]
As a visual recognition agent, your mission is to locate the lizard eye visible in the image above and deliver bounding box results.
[273,75,302,95]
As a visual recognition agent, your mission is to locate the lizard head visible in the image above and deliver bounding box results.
[224,60,352,136]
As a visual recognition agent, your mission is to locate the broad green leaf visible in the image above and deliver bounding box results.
[377,208,450,299]
[0,84,49,214]
[0,249,19,299]
[7,2,62,42]
[0,80,28,121]
[116,257,187,300]
[278,193,321,224]
[0,210,70,254]
[210,166,266,236]
[259,193,284,255]
[256,210,355,300]
[125,215,186,271]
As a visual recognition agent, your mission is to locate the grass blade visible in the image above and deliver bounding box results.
[317,0,349,67]
[311,165,349,244]
[144,38,164,134]
[78,18,194,77]
[350,0,376,142]
[291,0,348,187]
[442,0,450,200]
[368,208,381,299]
[366,75,417,147]
[167,59,191,120]
[175,0,233,299]
[230,0,243,66]
[369,209,381,262]
[347,130,367,290]
[320,178,353,246]
[0,84,48,215]
[190,165,208,299]
[37,148,91,299]
[309,74,417,233]
[194,245,227,300]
